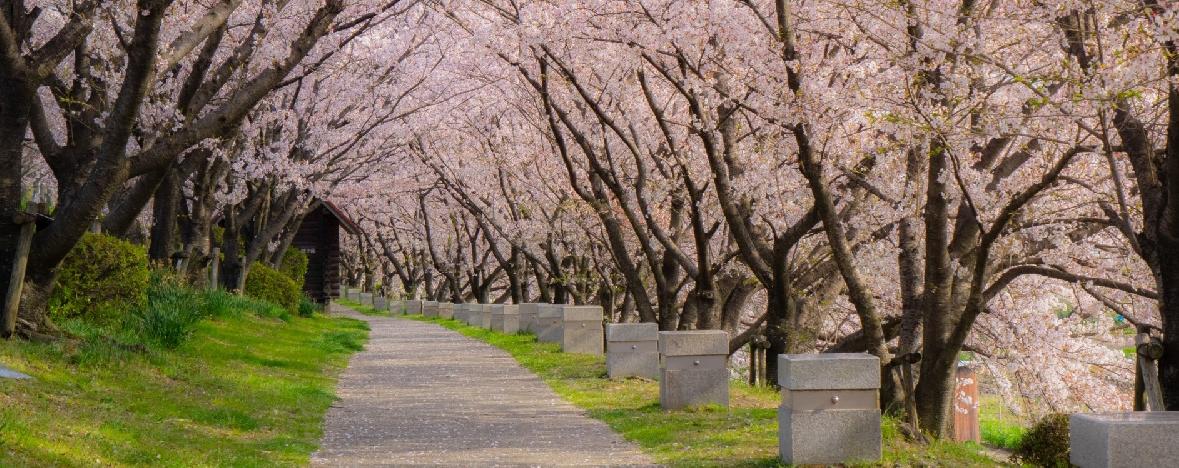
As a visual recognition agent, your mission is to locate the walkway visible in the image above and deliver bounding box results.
[311,305,654,467]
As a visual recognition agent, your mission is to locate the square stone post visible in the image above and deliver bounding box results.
[518,303,540,333]
[437,302,455,320]
[464,304,482,326]
[452,303,468,323]
[373,295,388,311]
[536,304,563,343]
[606,323,659,379]
[478,304,493,329]
[405,300,423,315]
[491,305,520,333]
[658,330,729,410]
[346,288,359,301]
[559,306,604,354]
[778,354,881,465]
[422,301,439,318]
[358,292,374,307]
[1071,412,1179,467]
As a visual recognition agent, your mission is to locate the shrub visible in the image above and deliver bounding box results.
[1013,413,1070,467]
[51,233,150,323]
[279,248,309,288]
[244,263,300,316]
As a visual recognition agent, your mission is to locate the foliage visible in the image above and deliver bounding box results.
[244,264,300,317]
[0,306,368,465]
[280,248,310,288]
[132,274,205,349]
[981,418,1025,451]
[49,233,150,323]
[1013,413,1070,467]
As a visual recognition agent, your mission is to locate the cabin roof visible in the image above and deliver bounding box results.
[310,199,361,236]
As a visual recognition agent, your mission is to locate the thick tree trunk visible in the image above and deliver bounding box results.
[148,170,180,261]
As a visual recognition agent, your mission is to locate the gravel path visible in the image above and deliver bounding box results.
[311,305,654,467]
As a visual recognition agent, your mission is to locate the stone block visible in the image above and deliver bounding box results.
[561,305,603,322]
[358,293,373,307]
[437,302,455,319]
[779,408,881,465]
[606,322,658,342]
[778,353,880,390]
[607,323,659,379]
[658,330,729,356]
[452,303,468,322]
[373,295,388,311]
[479,304,493,329]
[536,304,563,343]
[422,301,438,318]
[561,319,603,355]
[518,303,540,333]
[466,304,483,327]
[659,368,729,410]
[491,305,520,334]
[404,300,423,315]
[1071,412,1179,468]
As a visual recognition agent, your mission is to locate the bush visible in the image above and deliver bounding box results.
[279,248,309,288]
[244,264,300,316]
[51,233,150,323]
[1013,413,1070,467]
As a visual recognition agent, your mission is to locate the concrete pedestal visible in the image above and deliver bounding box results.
[358,292,374,307]
[464,304,482,326]
[559,306,603,354]
[346,288,359,301]
[491,305,520,333]
[536,304,563,343]
[478,304,493,329]
[518,304,541,333]
[778,353,881,465]
[658,331,729,410]
[453,303,468,323]
[1071,412,1179,468]
[437,302,455,320]
[606,323,659,379]
[422,301,439,318]
[403,300,422,315]
[373,296,388,311]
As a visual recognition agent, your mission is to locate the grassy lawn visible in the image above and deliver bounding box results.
[356,303,1007,467]
[0,308,368,466]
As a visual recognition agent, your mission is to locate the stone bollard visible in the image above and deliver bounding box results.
[778,354,881,465]
[464,304,482,327]
[536,304,563,343]
[346,288,359,301]
[452,303,468,323]
[478,304,493,329]
[437,302,455,320]
[358,292,374,307]
[491,305,520,334]
[518,303,540,333]
[373,295,388,311]
[404,300,423,315]
[658,330,729,410]
[559,306,604,355]
[422,301,439,318]
[1071,412,1179,467]
[606,323,659,379]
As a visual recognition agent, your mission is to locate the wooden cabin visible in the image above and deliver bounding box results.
[291,200,359,303]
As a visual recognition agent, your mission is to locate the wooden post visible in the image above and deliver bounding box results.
[2,214,37,338]
[1135,327,1165,411]
[749,342,758,386]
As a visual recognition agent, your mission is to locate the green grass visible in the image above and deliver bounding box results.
[335,298,392,317]
[383,307,1008,467]
[979,395,1027,451]
[0,298,368,466]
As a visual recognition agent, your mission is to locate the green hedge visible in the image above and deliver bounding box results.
[51,233,150,323]
[244,264,300,315]
[279,248,309,288]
